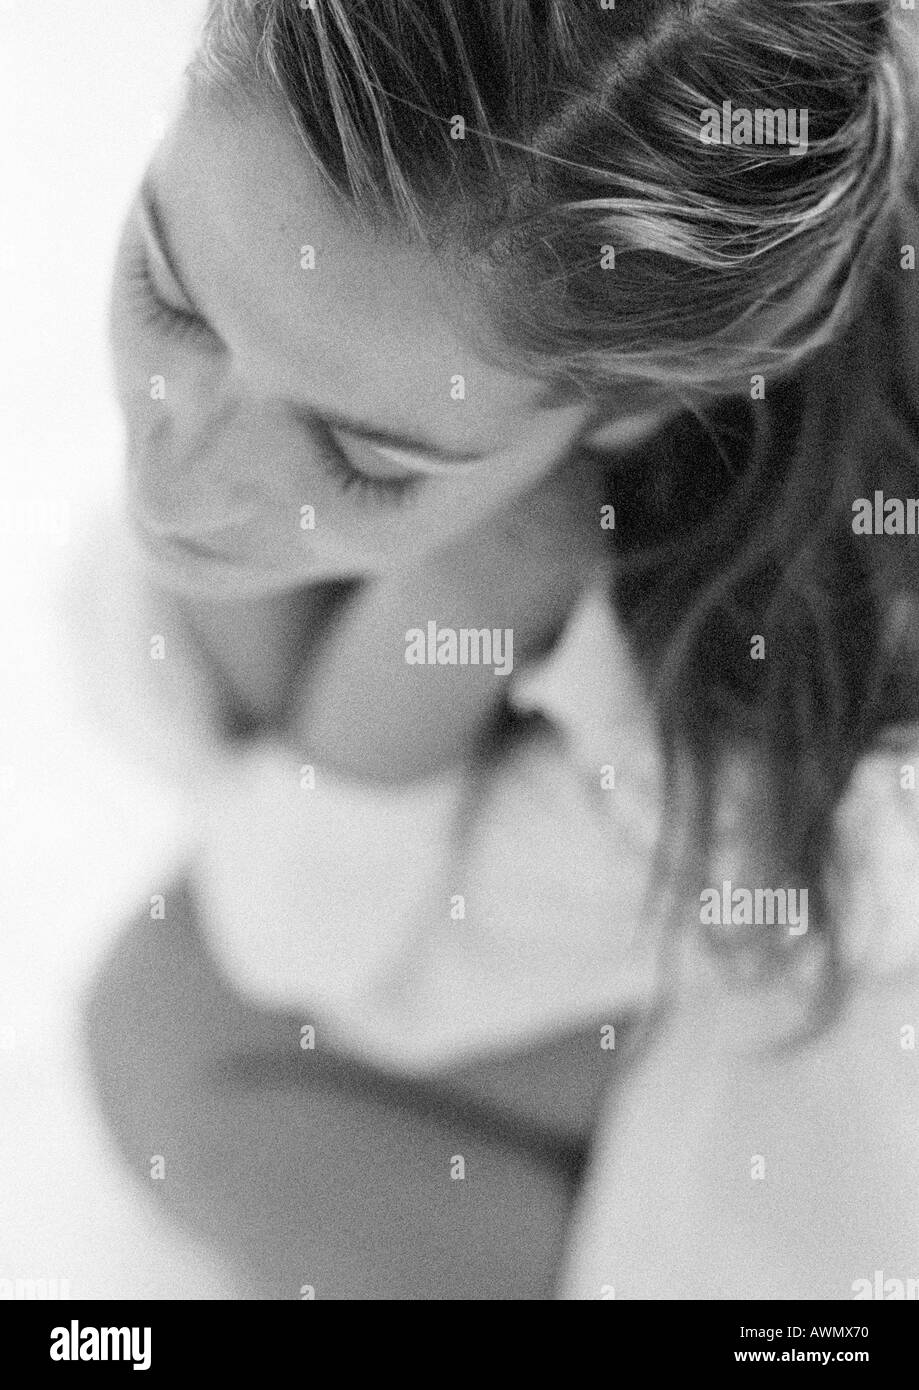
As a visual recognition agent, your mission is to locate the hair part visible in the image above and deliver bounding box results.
[197,1,916,396]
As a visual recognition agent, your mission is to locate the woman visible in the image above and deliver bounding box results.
[78,0,919,1298]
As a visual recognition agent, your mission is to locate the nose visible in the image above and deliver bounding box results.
[131,383,261,539]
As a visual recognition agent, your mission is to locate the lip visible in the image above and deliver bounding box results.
[129,512,241,568]
[159,532,229,559]
[126,508,350,594]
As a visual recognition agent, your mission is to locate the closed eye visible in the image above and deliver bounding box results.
[310,415,423,506]
[129,240,217,346]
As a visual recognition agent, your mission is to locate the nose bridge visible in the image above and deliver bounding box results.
[139,364,260,535]
[173,354,240,459]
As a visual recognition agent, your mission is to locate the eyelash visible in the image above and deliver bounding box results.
[310,419,422,507]
[130,245,421,506]
[129,247,213,345]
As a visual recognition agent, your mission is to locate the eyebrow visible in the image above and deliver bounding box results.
[137,174,557,467]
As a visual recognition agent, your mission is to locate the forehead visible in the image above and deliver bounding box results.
[147,86,555,453]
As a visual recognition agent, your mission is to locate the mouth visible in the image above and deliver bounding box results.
[125,504,360,596]
[128,511,243,570]
[125,509,337,597]
[159,532,229,559]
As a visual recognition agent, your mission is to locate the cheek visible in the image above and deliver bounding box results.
[108,258,564,576]
[407,438,563,546]
[114,360,418,575]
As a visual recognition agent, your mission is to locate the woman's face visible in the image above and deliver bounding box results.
[109,84,648,597]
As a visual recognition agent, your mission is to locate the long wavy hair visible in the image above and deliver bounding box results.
[195,0,919,1020]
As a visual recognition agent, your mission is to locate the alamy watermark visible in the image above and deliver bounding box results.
[852,491,919,535]
[700,879,808,935]
[852,1270,919,1299]
[699,100,809,154]
[0,496,71,545]
[50,1321,151,1370]
[405,622,513,676]
[0,1276,71,1300]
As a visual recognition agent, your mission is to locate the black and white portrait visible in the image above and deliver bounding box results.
[2,0,919,1318]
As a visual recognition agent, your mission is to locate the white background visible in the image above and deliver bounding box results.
[0,0,231,1298]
